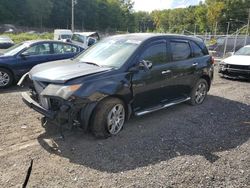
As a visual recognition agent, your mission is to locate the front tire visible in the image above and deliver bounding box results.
[0,68,13,88]
[189,79,208,106]
[91,98,126,138]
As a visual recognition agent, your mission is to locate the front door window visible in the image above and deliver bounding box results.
[22,43,51,56]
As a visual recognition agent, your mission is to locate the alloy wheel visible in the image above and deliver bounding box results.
[107,104,125,135]
[0,71,10,87]
[195,82,207,104]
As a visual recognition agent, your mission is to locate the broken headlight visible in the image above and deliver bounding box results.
[41,84,82,100]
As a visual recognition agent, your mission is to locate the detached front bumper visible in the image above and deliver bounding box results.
[21,91,91,129]
[21,92,56,119]
[218,64,250,79]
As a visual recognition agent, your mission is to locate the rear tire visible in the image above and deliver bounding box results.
[189,79,208,106]
[0,68,13,88]
[90,97,126,139]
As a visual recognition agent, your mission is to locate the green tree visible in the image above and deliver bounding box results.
[134,11,154,32]
[48,0,71,29]
[194,4,208,33]
[26,0,53,28]
[206,0,225,32]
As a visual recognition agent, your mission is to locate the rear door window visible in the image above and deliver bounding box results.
[72,34,84,43]
[140,43,167,65]
[170,41,191,61]
[53,43,78,54]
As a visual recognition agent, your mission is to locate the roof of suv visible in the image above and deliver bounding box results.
[109,33,204,43]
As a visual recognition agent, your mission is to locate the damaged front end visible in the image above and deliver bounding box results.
[19,73,90,131]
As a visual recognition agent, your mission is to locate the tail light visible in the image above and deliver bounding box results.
[211,56,215,65]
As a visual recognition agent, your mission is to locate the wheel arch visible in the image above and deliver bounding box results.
[0,66,15,86]
[92,94,132,121]
[200,75,211,91]
[80,95,132,132]
[0,66,14,78]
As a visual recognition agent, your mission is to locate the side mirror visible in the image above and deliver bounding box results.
[129,60,153,72]
[19,53,29,59]
[66,38,72,43]
[139,60,153,71]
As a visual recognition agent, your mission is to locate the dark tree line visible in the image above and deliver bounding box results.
[0,0,135,32]
[0,0,249,34]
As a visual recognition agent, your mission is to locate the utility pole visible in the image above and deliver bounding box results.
[205,30,207,44]
[233,29,239,52]
[244,9,250,46]
[194,24,197,36]
[214,22,218,37]
[72,0,77,32]
[223,22,230,58]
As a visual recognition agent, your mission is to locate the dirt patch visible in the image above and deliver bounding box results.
[0,68,250,187]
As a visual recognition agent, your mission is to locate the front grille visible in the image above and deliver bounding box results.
[49,98,62,111]
[33,81,50,109]
[33,81,47,94]
[227,64,250,70]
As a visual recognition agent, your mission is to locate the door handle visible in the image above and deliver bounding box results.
[162,70,171,75]
[192,63,198,66]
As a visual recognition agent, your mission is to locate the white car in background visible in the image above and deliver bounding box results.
[218,45,250,80]
[54,29,73,41]
[71,32,100,50]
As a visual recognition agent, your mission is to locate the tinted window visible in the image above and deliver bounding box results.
[140,43,167,65]
[88,38,96,46]
[190,41,204,57]
[170,41,191,61]
[76,38,140,68]
[23,43,51,56]
[60,35,72,40]
[53,43,78,54]
[72,34,84,43]
[235,46,250,56]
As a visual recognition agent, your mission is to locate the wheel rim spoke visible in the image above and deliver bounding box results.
[107,104,125,135]
[0,71,10,86]
[195,83,207,104]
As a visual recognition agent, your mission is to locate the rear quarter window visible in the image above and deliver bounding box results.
[190,41,205,57]
[53,43,78,54]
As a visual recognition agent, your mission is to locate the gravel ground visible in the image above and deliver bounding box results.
[0,67,249,188]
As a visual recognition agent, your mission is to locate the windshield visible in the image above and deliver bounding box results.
[75,37,140,68]
[235,46,250,56]
[61,35,72,39]
[3,42,28,56]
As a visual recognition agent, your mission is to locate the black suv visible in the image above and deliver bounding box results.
[20,34,214,138]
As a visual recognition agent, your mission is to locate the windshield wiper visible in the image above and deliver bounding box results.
[83,62,101,67]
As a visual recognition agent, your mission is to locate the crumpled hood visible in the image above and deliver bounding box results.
[0,54,14,59]
[29,59,111,83]
[224,55,250,66]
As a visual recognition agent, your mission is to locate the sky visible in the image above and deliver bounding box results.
[133,0,205,12]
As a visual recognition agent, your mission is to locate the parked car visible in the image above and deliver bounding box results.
[0,36,14,49]
[71,32,100,49]
[20,34,214,138]
[0,24,18,33]
[0,40,84,88]
[54,29,73,41]
[208,36,250,56]
[218,45,250,79]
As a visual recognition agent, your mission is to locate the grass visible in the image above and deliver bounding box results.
[2,33,53,44]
